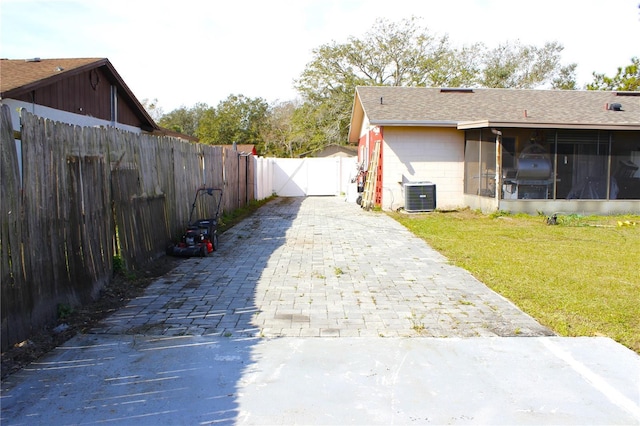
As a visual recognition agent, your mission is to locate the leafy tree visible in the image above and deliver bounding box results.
[552,64,578,90]
[257,100,329,158]
[261,100,298,157]
[158,102,209,136]
[295,16,575,146]
[426,44,484,88]
[295,17,454,146]
[479,41,573,89]
[586,57,640,91]
[197,95,270,148]
[295,17,467,98]
[343,17,460,87]
[291,101,338,157]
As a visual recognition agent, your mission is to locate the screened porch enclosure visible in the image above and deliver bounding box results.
[464,129,640,202]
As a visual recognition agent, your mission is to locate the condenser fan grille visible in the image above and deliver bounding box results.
[404,182,436,212]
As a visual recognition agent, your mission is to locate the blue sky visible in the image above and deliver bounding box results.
[1,0,639,112]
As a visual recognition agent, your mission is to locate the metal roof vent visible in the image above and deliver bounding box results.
[608,103,623,111]
[440,88,474,93]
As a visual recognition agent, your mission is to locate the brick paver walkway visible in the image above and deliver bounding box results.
[92,197,552,338]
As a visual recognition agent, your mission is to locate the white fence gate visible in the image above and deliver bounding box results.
[254,156,359,201]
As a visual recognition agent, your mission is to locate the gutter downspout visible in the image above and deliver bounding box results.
[606,132,612,200]
[492,129,502,207]
[110,85,118,126]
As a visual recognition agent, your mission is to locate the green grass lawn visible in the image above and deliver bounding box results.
[391,210,640,353]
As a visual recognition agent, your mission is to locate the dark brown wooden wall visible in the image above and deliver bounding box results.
[10,67,144,128]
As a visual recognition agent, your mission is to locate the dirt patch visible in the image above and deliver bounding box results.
[1,256,183,381]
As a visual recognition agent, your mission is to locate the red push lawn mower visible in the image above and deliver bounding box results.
[167,187,223,257]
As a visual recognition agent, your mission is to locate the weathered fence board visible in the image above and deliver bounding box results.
[1,105,26,350]
[0,106,256,351]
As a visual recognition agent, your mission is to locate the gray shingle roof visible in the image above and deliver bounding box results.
[351,87,640,141]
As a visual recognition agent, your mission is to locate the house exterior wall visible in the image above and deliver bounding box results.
[5,66,143,128]
[381,127,465,211]
[356,115,372,167]
[2,99,142,133]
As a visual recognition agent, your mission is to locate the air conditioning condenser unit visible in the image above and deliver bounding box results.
[404,182,436,212]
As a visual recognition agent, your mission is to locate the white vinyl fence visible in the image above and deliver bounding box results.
[254,156,359,201]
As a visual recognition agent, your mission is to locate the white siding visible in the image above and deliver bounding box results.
[382,127,465,211]
[2,99,142,133]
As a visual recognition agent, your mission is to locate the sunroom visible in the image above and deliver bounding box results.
[462,125,640,215]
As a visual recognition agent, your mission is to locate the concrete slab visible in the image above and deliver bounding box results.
[1,334,639,425]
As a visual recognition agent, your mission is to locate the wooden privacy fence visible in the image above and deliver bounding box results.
[0,106,255,351]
